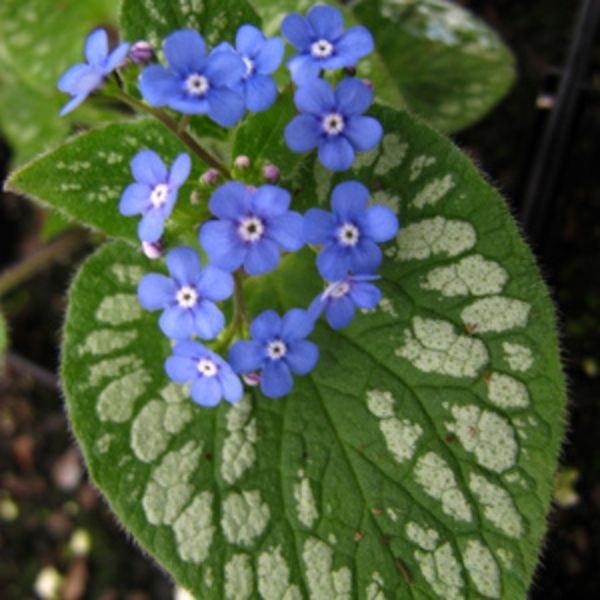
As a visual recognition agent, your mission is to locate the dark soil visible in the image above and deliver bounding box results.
[0,1,598,598]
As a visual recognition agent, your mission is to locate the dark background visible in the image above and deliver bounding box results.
[0,0,598,598]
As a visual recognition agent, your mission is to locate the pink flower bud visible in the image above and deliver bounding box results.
[129,41,154,65]
[142,241,162,259]
[234,155,251,169]
[361,78,375,92]
[263,163,280,183]
[242,372,261,386]
[200,168,219,185]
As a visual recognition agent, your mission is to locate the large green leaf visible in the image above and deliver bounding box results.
[0,0,118,165]
[251,0,514,133]
[62,105,564,598]
[5,119,207,245]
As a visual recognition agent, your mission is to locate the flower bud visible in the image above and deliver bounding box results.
[361,78,375,92]
[200,168,219,186]
[234,155,251,169]
[142,241,162,260]
[263,163,280,183]
[129,41,154,65]
[242,372,261,387]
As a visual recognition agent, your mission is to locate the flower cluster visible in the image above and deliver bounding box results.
[58,6,398,406]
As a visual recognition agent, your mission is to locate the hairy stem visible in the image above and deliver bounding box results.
[0,229,90,298]
[214,269,249,353]
[114,91,232,178]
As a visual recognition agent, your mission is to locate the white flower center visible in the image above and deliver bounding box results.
[176,285,199,308]
[337,223,360,247]
[238,215,265,243]
[327,280,351,299]
[266,339,287,360]
[150,183,169,208]
[311,39,334,58]
[197,358,219,377]
[322,113,345,136]
[242,56,255,79]
[185,73,210,96]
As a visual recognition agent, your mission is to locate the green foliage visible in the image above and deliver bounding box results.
[0,310,7,357]
[0,0,119,165]
[6,120,207,245]
[61,104,565,599]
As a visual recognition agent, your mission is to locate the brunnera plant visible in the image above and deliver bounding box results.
[4,1,564,599]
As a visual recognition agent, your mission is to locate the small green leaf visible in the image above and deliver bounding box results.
[0,0,119,165]
[120,0,260,48]
[6,119,206,244]
[63,106,565,599]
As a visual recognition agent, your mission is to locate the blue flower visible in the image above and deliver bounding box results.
[309,275,381,329]
[166,341,243,407]
[119,150,191,243]
[138,246,233,340]
[213,25,284,112]
[139,29,246,126]
[199,182,304,275]
[58,29,130,116]
[304,181,399,280]
[285,78,382,171]
[282,5,373,84]
[229,309,319,398]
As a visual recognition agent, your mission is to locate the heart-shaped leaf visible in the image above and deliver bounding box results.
[62,103,565,599]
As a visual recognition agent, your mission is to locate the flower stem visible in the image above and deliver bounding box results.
[114,90,232,179]
[214,269,249,354]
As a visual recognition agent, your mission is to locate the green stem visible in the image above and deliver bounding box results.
[214,269,249,353]
[114,90,232,179]
[0,229,90,297]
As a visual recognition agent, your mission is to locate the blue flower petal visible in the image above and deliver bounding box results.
[252,185,290,218]
[286,340,319,374]
[284,115,320,152]
[200,221,246,272]
[207,87,246,127]
[308,293,326,322]
[168,94,210,114]
[229,340,264,373]
[172,340,205,358]
[209,182,251,220]
[349,281,382,309]
[57,64,98,94]
[205,50,245,87]
[287,54,322,85]
[351,239,383,274]
[336,26,374,62]
[59,93,89,116]
[193,301,225,339]
[104,42,130,73]
[84,29,108,67]
[138,273,176,310]
[165,355,197,383]
[159,305,195,339]
[268,211,305,252]
[254,37,285,74]
[164,29,206,74]
[195,265,234,302]
[307,5,344,40]
[261,360,293,398]
[236,24,265,56]
[139,65,181,106]
[220,369,244,403]
[304,208,335,244]
[335,78,373,116]
[138,210,165,243]
[168,153,191,188]
[326,295,355,329]
[318,136,355,171]
[131,150,168,185]
[119,183,151,216]
[363,205,399,242]
[317,244,350,281]
[166,246,201,285]
[250,310,281,341]
[281,308,314,341]
[344,116,383,151]
[281,13,312,49]
[331,181,370,218]
[295,79,335,114]
[191,377,222,407]
[244,238,280,275]
[245,73,278,112]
